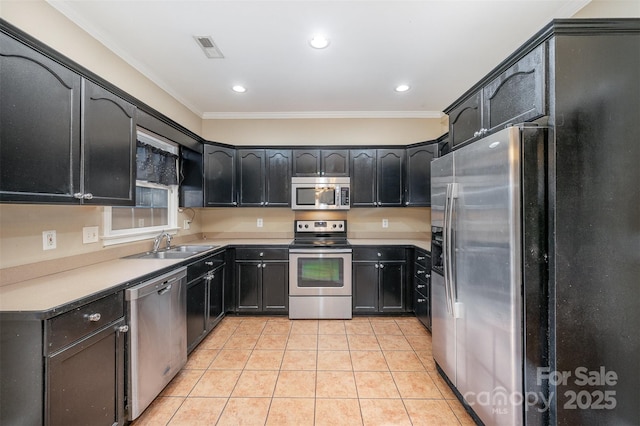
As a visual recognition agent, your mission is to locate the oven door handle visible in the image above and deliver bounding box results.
[289,248,353,254]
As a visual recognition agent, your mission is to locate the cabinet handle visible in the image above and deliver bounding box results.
[377,252,381,257]
[85,313,101,322]
[417,298,426,303]
[374,264,379,269]
[426,274,431,279]
[417,256,426,261]
[205,261,214,266]
[417,284,425,289]
[262,263,266,268]
[117,325,129,333]
[379,264,384,269]
[260,202,264,206]
[417,270,425,275]
[259,252,264,257]
[232,201,237,206]
[83,193,94,200]
[74,193,84,199]
[257,264,262,268]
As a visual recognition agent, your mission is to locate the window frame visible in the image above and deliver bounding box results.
[102,129,180,247]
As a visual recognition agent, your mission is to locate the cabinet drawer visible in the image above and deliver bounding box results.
[414,262,431,280]
[235,247,289,260]
[414,275,429,293]
[353,247,406,261]
[188,252,224,281]
[414,250,430,268]
[47,291,124,353]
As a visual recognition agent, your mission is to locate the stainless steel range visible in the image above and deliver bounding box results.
[289,220,352,319]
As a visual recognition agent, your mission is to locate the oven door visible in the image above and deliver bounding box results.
[289,248,352,296]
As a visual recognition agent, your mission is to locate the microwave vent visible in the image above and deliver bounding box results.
[194,36,224,59]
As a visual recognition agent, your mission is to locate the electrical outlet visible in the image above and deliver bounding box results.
[82,226,99,244]
[183,219,191,230]
[43,230,57,250]
[382,219,389,228]
[257,218,263,228]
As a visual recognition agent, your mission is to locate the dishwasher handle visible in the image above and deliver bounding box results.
[157,284,172,296]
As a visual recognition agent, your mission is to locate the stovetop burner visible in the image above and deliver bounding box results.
[290,220,350,249]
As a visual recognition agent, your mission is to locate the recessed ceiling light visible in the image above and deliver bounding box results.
[395,84,410,92]
[309,35,330,49]
[232,85,247,93]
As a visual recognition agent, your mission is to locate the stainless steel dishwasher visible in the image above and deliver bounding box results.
[126,267,187,420]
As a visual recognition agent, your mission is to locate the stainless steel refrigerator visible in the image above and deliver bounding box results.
[430,126,548,426]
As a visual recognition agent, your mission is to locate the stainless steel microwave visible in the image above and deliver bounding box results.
[291,177,350,210]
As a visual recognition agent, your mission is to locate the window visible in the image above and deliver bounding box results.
[102,129,179,246]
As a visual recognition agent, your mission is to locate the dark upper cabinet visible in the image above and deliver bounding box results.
[350,149,405,207]
[293,149,349,176]
[81,79,136,205]
[237,149,265,206]
[448,90,483,149]
[350,149,377,206]
[483,44,546,133]
[179,147,204,208]
[447,44,547,150]
[376,149,405,207]
[237,149,291,207]
[1,32,136,206]
[0,31,81,203]
[405,143,437,206]
[265,149,291,206]
[204,144,236,206]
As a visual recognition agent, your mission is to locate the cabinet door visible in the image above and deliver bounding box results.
[207,265,225,329]
[292,150,320,176]
[180,147,204,208]
[186,278,207,353]
[0,32,82,203]
[82,79,136,205]
[376,149,405,207]
[238,149,265,206]
[449,91,482,149]
[350,150,377,207]
[236,261,261,311]
[321,150,349,176]
[204,145,236,206]
[405,144,437,206]
[379,261,406,312]
[352,262,378,312]
[483,44,546,133]
[265,149,291,207]
[47,318,125,426]
[262,261,289,312]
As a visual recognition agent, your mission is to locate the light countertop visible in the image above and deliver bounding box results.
[0,238,430,315]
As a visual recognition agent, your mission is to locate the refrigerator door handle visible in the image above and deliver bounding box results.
[443,183,451,315]
[448,182,459,317]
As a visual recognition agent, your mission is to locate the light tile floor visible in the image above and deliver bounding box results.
[131,316,477,425]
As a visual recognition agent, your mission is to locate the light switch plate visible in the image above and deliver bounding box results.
[83,226,99,244]
[43,230,57,250]
[257,218,264,228]
[382,219,389,228]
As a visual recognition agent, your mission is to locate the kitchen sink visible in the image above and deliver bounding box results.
[124,245,218,260]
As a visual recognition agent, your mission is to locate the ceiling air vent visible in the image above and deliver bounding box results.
[194,36,224,59]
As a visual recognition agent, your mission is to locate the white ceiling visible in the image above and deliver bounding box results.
[48,0,590,119]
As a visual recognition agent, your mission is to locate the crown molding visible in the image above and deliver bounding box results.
[201,110,445,120]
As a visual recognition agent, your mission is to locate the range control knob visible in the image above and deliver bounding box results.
[339,224,343,228]
[304,224,309,228]
[332,224,337,228]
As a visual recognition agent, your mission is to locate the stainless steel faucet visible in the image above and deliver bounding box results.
[152,231,172,252]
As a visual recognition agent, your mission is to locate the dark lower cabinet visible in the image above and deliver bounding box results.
[235,248,288,314]
[413,249,431,330]
[352,247,408,313]
[0,291,127,426]
[47,317,126,426]
[186,252,226,353]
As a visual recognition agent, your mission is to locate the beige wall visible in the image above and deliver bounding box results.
[0,0,202,135]
[203,117,446,146]
[573,0,640,18]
